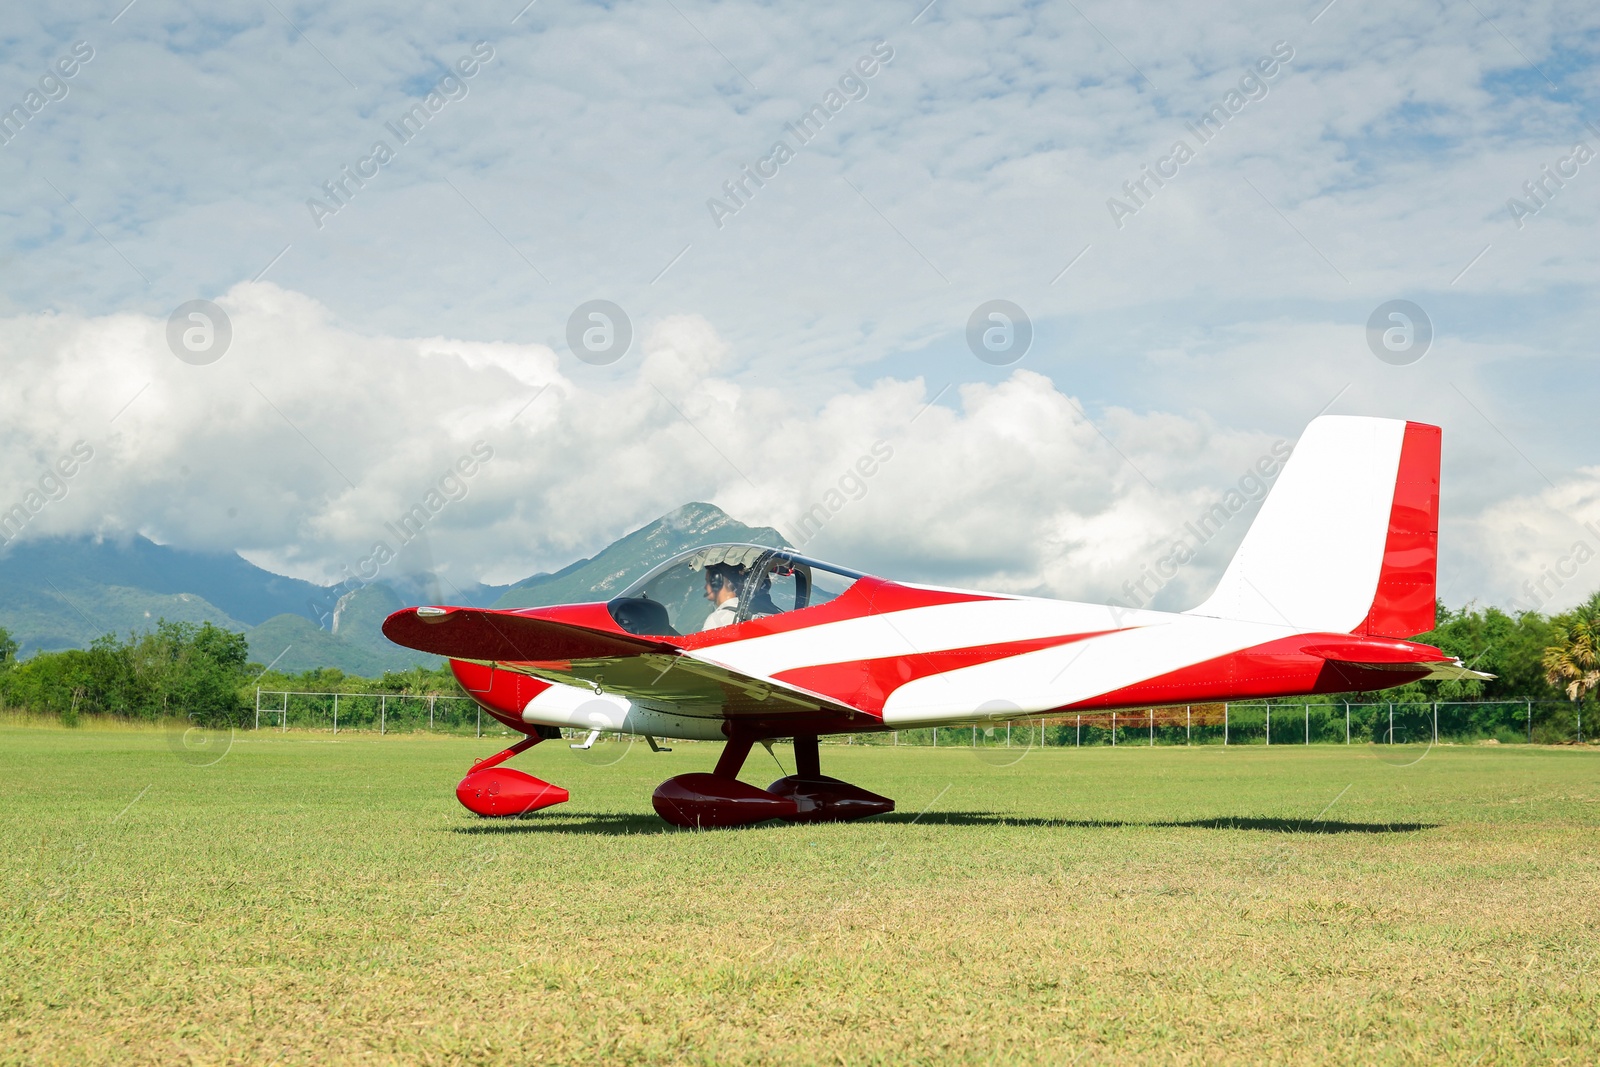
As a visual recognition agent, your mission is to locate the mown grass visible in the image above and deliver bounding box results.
[3,724,1599,1065]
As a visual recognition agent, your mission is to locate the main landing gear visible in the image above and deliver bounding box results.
[455,727,568,817]
[455,730,892,829]
[652,735,894,829]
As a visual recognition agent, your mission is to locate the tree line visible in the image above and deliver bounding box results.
[1,594,1598,728]
[0,620,457,726]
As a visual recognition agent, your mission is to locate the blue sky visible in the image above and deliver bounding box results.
[1,0,1598,612]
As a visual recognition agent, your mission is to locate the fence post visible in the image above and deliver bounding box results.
[1527,699,1532,743]
[1389,702,1394,744]
[281,691,288,732]
[429,695,435,730]
[1305,703,1309,746]
[1432,701,1437,744]
[381,695,386,736]
[1112,711,1117,746]
[1076,714,1081,747]
[1186,705,1191,745]
[255,688,260,731]
[1345,701,1350,744]
[333,693,338,735]
[1224,703,1229,746]
[1266,705,1271,747]
[1149,708,1154,747]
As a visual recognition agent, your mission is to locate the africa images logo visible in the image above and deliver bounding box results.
[305,42,495,229]
[1105,41,1294,230]
[705,40,895,229]
[0,41,94,148]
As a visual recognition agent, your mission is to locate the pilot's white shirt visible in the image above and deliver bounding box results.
[701,598,740,631]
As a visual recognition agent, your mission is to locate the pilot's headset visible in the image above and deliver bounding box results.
[704,562,745,596]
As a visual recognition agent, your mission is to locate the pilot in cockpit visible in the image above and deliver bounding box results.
[700,563,745,631]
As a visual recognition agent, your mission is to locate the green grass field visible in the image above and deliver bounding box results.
[4,724,1600,1065]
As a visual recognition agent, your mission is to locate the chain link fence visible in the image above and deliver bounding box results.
[860,700,1588,748]
[254,691,1590,748]
[254,689,518,737]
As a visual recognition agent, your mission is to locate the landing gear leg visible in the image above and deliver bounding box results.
[767,734,895,823]
[714,736,754,778]
[473,734,541,771]
[794,733,821,778]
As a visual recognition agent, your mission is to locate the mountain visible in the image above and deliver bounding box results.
[0,503,786,673]
[0,579,244,655]
[0,535,322,645]
[0,536,437,672]
[493,502,789,608]
[241,583,437,676]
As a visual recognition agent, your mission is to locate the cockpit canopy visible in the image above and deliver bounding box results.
[607,543,865,636]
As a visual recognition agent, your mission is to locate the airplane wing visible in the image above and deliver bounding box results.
[383,605,676,661]
[383,606,864,719]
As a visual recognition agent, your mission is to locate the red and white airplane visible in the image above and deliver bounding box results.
[384,415,1486,828]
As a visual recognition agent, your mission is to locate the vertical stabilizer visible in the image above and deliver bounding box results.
[1190,416,1439,637]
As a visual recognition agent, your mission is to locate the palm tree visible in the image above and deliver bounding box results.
[1543,592,1600,741]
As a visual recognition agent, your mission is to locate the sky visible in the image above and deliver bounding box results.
[1,0,1598,614]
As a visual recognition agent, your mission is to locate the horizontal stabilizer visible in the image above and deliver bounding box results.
[1302,638,1492,682]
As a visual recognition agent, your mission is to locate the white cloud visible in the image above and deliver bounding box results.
[1463,470,1600,613]
[0,290,1415,615]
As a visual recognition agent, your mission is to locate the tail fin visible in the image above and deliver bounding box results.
[1190,416,1440,637]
